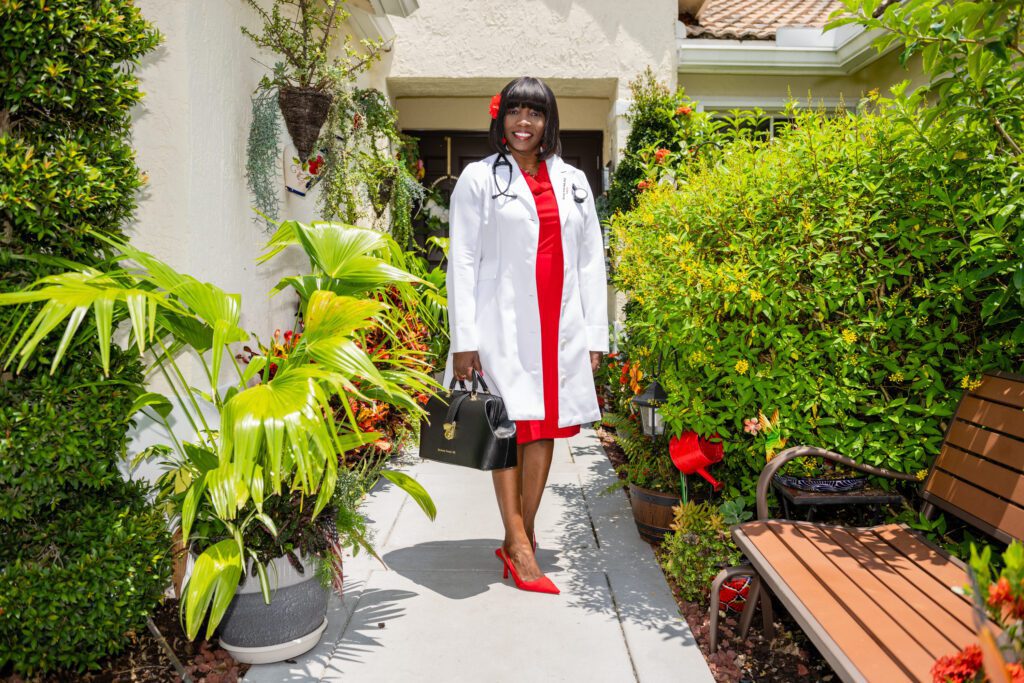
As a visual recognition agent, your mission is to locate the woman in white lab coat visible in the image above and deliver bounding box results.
[442,77,609,594]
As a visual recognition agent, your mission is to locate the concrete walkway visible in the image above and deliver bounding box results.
[245,428,713,682]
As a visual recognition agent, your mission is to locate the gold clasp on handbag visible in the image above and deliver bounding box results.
[443,422,456,440]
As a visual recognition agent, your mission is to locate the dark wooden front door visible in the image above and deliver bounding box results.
[407,130,603,261]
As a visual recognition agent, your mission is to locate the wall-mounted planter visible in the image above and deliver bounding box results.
[278,85,333,162]
[217,554,330,665]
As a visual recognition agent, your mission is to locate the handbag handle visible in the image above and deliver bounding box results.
[448,369,490,394]
[442,370,491,438]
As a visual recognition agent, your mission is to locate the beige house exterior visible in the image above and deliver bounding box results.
[121,0,925,463]
[129,0,923,336]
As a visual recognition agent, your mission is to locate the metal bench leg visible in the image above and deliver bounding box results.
[761,581,775,642]
[709,564,753,653]
[739,575,764,639]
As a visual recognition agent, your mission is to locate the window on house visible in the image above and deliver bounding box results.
[708,114,795,141]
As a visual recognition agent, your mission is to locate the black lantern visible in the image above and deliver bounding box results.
[632,378,668,436]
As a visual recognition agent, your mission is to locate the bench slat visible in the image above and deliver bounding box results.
[740,521,921,682]
[818,525,976,649]
[925,470,1024,539]
[933,445,1024,503]
[871,525,970,595]
[970,375,1024,409]
[955,396,1024,440]
[945,420,1024,474]
[738,522,987,682]
[767,522,949,674]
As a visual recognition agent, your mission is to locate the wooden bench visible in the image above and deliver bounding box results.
[710,372,1024,682]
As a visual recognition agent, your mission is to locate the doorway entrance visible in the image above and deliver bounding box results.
[407,130,604,262]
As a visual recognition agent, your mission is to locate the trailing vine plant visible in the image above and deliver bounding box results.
[316,87,424,249]
[246,87,283,229]
[241,2,423,247]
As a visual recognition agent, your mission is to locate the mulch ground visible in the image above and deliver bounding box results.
[1,599,248,683]
[595,425,834,683]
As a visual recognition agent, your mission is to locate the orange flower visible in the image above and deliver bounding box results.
[654,148,670,164]
[931,645,982,683]
[676,105,692,116]
[637,180,650,190]
[987,575,1024,620]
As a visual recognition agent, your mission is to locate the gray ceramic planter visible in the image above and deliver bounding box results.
[217,554,330,665]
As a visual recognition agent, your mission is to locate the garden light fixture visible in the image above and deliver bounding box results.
[632,378,668,437]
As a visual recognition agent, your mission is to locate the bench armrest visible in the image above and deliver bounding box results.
[756,445,919,520]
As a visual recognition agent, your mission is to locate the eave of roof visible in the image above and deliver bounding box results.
[677,23,897,76]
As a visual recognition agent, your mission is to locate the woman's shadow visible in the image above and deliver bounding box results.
[376,538,569,600]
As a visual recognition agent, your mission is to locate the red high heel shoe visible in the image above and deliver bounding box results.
[495,548,559,594]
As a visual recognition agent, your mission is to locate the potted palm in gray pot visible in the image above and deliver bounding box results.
[0,220,438,664]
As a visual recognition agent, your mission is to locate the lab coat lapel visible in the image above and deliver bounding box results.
[546,154,571,231]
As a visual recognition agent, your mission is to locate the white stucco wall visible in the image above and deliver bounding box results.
[126,1,391,472]
[386,0,679,159]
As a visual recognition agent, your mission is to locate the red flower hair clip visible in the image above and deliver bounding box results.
[489,93,502,120]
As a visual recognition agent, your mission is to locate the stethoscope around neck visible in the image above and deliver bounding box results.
[491,151,588,204]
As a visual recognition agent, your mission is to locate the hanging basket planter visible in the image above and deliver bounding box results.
[278,85,333,162]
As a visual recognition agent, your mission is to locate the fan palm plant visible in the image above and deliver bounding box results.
[0,220,438,640]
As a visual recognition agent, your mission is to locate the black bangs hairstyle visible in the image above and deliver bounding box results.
[488,76,562,160]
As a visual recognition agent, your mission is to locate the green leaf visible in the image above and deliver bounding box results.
[380,469,436,521]
[130,391,173,418]
[183,539,243,640]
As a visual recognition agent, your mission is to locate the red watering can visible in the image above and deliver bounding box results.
[669,431,724,491]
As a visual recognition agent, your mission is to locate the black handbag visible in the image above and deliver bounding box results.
[419,370,517,470]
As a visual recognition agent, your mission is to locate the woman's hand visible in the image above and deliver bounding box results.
[453,350,482,381]
[590,351,602,373]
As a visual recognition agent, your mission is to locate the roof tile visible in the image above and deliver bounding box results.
[686,0,843,40]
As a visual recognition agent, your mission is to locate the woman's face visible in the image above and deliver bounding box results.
[503,104,546,156]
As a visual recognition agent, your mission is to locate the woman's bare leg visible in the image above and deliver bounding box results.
[521,438,554,549]
[492,441,549,581]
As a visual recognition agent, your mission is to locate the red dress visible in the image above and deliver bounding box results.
[515,161,581,444]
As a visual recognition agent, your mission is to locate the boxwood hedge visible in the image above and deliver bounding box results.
[0,0,170,674]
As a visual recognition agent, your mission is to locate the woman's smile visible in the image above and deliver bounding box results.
[504,106,545,159]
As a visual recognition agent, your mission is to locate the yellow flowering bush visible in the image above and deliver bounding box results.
[610,103,1023,497]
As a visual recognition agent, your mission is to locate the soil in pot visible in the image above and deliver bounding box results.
[278,85,333,163]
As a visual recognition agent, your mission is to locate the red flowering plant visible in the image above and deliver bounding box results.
[931,542,1024,682]
[341,283,434,481]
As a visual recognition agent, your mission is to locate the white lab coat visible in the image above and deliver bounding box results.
[441,152,609,426]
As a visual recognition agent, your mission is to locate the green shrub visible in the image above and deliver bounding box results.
[611,103,1024,500]
[605,69,692,216]
[0,0,168,673]
[658,501,740,602]
[833,0,1024,347]
[0,481,171,674]
[0,345,143,520]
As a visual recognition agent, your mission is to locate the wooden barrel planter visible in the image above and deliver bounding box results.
[627,484,681,542]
